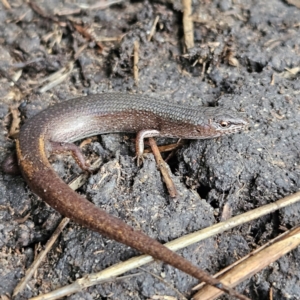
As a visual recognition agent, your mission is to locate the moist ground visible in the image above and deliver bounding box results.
[1,1,300,299]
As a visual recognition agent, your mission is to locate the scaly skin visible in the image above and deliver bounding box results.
[14,93,249,299]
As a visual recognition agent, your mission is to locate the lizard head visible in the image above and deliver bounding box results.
[190,109,249,139]
[209,112,249,136]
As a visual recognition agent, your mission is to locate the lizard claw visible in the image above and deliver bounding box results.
[134,154,146,166]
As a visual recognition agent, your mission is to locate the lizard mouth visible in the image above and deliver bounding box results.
[222,123,249,135]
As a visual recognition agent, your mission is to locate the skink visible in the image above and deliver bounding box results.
[7,93,249,299]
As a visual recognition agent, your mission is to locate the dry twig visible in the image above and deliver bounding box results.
[29,190,300,300]
[143,141,186,154]
[182,0,194,50]
[8,106,21,138]
[133,40,139,83]
[13,218,70,297]
[193,227,296,290]
[148,137,177,198]
[194,226,300,300]
[38,62,74,93]
[147,16,160,41]
[1,0,11,10]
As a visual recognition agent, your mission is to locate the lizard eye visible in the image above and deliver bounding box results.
[220,121,230,128]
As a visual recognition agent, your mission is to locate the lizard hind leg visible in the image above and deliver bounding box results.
[49,141,94,172]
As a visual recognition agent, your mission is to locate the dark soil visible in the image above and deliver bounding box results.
[1,0,300,299]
